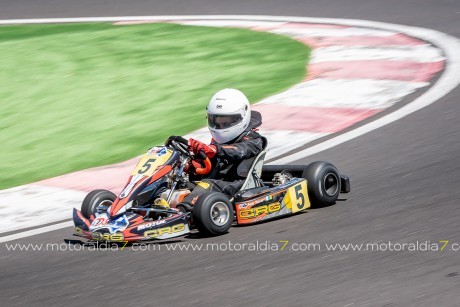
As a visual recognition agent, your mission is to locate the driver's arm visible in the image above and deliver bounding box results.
[212,134,264,162]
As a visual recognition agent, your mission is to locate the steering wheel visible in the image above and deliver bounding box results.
[167,136,212,175]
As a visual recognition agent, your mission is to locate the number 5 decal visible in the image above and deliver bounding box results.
[137,158,156,175]
[289,181,310,213]
[294,185,305,210]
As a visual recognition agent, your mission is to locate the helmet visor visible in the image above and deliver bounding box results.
[208,113,243,129]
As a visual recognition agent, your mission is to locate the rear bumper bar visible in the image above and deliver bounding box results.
[340,175,351,193]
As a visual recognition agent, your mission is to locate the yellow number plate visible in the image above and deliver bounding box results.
[131,147,172,177]
[285,180,310,213]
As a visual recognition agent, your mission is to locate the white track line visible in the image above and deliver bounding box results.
[0,186,85,234]
[0,221,73,243]
[270,27,396,37]
[259,79,429,109]
[0,15,458,242]
[311,45,444,63]
[170,20,287,28]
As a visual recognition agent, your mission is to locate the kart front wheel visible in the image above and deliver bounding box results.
[81,189,116,219]
[192,192,233,236]
[302,161,341,207]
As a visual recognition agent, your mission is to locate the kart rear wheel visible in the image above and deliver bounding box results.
[302,161,340,207]
[81,189,116,219]
[192,192,233,236]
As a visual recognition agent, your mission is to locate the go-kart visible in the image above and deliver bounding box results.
[73,136,350,242]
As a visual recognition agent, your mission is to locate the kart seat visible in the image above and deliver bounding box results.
[237,150,267,192]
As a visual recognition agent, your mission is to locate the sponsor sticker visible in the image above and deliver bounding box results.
[91,232,125,241]
[137,219,166,231]
[238,202,281,219]
[197,181,210,189]
[144,223,187,238]
[147,146,168,157]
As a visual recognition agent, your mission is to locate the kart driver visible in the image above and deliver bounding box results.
[168,88,267,210]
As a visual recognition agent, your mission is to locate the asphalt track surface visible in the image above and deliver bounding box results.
[1,1,460,306]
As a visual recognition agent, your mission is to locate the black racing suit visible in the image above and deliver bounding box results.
[183,114,266,205]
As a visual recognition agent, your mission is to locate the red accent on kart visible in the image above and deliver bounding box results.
[195,157,212,175]
[109,179,147,216]
[148,165,172,184]
[108,165,173,217]
[130,215,144,224]
[77,210,91,228]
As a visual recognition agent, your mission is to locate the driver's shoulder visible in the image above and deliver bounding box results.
[243,130,263,140]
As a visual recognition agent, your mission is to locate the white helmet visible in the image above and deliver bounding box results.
[207,88,251,144]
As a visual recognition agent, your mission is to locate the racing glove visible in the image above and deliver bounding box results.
[188,138,217,158]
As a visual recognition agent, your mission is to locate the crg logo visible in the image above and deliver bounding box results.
[91,232,125,241]
[238,202,281,219]
[144,224,186,238]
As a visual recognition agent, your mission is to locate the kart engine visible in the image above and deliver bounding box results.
[272,172,293,186]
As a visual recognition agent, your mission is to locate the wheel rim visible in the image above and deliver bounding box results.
[323,172,339,197]
[210,202,230,226]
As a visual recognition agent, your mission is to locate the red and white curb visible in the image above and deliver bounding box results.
[173,19,443,158]
[1,16,459,241]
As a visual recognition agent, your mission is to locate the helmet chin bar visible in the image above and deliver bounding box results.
[210,124,244,144]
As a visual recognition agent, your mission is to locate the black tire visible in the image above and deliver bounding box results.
[81,189,117,219]
[192,192,234,236]
[302,161,341,207]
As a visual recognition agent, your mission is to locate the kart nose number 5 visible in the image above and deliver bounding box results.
[294,185,305,210]
[289,181,309,213]
[131,149,172,177]
[137,158,156,175]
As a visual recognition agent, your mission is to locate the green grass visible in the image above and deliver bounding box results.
[0,23,310,189]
